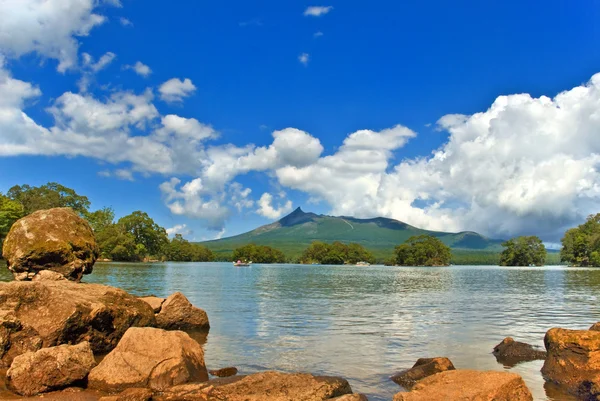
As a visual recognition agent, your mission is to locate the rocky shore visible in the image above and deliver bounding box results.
[0,208,599,400]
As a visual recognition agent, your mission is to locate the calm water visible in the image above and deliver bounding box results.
[2,263,599,401]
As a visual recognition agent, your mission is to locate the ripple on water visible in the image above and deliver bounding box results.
[1,263,598,401]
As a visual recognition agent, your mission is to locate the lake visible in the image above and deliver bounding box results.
[2,263,599,400]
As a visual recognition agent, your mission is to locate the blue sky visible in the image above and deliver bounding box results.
[0,0,599,242]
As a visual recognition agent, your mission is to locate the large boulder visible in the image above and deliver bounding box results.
[6,342,96,396]
[155,371,353,401]
[140,296,165,313]
[0,280,155,367]
[2,208,98,282]
[391,357,455,389]
[393,370,533,401]
[88,327,208,392]
[542,327,600,399]
[155,292,210,331]
[492,337,546,367]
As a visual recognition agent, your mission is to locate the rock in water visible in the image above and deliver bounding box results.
[542,327,600,399]
[493,337,546,367]
[392,370,533,401]
[6,342,96,396]
[140,296,165,313]
[88,327,208,392]
[0,280,155,367]
[155,292,210,331]
[209,367,238,377]
[391,357,455,389]
[590,322,600,331]
[2,208,98,282]
[155,371,353,401]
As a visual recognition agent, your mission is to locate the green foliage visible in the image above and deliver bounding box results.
[85,207,115,233]
[561,214,600,266]
[166,234,214,262]
[232,243,286,263]
[299,241,375,265]
[117,211,168,257]
[393,235,451,266]
[499,236,546,266]
[7,182,91,215]
[0,194,25,250]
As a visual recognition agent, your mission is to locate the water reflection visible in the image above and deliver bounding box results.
[1,263,599,400]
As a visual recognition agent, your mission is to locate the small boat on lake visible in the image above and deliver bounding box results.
[233,260,252,267]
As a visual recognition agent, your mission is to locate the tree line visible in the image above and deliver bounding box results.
[0,183,214,262]
[3,182,600,267]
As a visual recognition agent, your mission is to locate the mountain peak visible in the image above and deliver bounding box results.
[278,206,316,227]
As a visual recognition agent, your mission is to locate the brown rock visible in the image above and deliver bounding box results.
[88,327,208,392]
[542,327,600,399]
[2,208,99,282]
[590,322,600,331]
[155,371,353,401]
[0,280,155,367]
[140,296,165,313]
[493,337,546,367]
[6,342,96,396]
[392,370,533,401]
[391,357,455,389]
[32,270,68,281]
[209,367,238,377]
[155,292,210,331]
[99,388,154,401]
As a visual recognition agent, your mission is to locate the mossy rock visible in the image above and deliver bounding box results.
[2,208,98,281]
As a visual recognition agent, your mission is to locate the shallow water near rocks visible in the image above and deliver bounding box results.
[2,263,599,400]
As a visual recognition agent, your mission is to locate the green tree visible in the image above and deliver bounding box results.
[117,211,168,257]
[96,224,140,261]
[7,182,91,215]
[166,234,214,262]
[0,194,25,250]
[499,236,546,266]
[561,214,600,266]
[299,241,375,265]
[85,207,115,233]
[393,235,452,266]
[232,244,286,264]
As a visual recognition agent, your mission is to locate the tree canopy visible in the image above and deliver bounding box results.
[0,194,25,249]
[6,183,91,215]
[117,211,169,257]
[499,236,546,266]
[393,235,451,266]
[561,214,600,267]
[299,241,375,265]
[232,244,286,264]
[166,235,214,262]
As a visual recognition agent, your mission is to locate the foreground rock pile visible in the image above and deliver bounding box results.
[2,207,600,400]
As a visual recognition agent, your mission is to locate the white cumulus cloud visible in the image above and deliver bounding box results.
[125,61,152,77]
[303,6,333,17]
[257,193,293,220]
[166,223,192,237]
[299,53,310,66]
[159,78,196,103]
[0,0,117,72]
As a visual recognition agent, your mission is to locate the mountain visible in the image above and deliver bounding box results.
[201,207,504,259]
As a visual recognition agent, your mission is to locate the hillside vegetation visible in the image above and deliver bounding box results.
[202,207,505,262]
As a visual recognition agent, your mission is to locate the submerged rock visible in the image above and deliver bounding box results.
[155,371,353,401]
[88,327,208,392]
[392,370,533,401]
[391,357,455,389]
[492,337,546,366]
[0,280,155,367]
[209,366,238,377]
[2,208,98,282]
[99,388,154,401]
[6,342,96,396]
[155,292,210,331]
[542,327,600,400]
